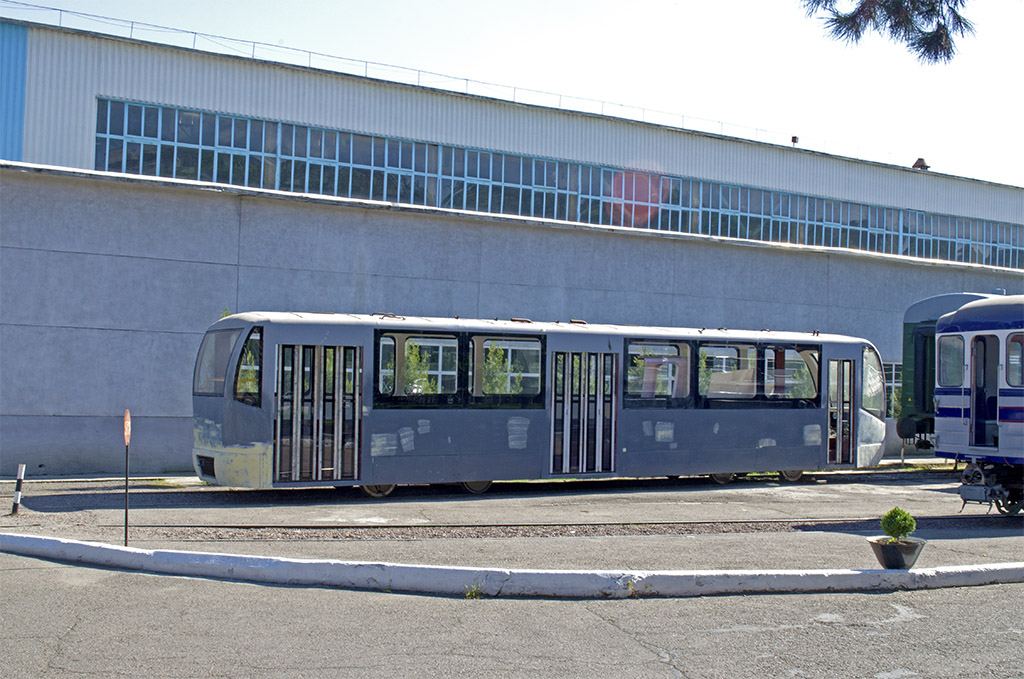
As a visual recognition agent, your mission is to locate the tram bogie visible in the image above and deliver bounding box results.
[192,313,888,494]
[931,295,1024,515]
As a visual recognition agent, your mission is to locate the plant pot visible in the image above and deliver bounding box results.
[867,536,926,569]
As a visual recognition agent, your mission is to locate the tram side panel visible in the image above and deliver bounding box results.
[363,409,548,485]
[616,409,823,478]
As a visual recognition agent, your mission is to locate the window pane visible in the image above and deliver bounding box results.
[233,327,262,407]
[480,339,541,395]
[176,147,199,180]
[178,111,200,144]
[126,104,142,136]
[937,336,964,387]
[264,122,278,154]
[1006,335,1023,387]
[627,343,689,398]
[193,329,242,395]
[233,119,247,148]
[142,144,158,176]
[353,135,372,165]
[404,336,457,395]
[160,107,174,141]
[862,346,885,418]
[699,345,756,398]
[94,139,106,171]
[159,145,175,177]
[96,99,108,134]
[107,138,123,172]
[218,117,232,146]
[249,121,264,153]
[200,113,215,146]
[125,141,141,174]
[109,101,124,136]
[765,348,819,399]
[378,337,395,394]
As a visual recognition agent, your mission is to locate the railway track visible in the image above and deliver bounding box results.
[82,514,1019,542]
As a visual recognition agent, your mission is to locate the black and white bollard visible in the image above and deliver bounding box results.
[11,463,26,514]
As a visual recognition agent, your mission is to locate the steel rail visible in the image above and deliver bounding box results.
[83,515,1003,531]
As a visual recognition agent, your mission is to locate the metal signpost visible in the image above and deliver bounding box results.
[123,409,131,546]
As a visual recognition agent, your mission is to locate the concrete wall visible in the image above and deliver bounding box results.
[2,163,1021,476]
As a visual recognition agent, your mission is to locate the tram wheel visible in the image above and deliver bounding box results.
[779,470,804,483]
[709,472,735,485]
[460,480,493,494]
[361,484,396,498]
[994,498,1023,516]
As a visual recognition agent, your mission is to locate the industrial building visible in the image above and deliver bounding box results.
[1,17,1021,475]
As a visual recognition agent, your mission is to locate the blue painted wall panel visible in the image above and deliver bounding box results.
[0,22,28,161]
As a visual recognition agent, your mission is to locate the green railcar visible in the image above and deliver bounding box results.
[897,293,997,439]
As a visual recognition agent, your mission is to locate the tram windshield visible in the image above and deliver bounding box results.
[193,329,241,395]
[861,345,885,418]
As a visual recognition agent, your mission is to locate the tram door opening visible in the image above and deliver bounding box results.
[971,335,999,447]
[828,359,854,465]
[551,352,617,474]
[276,345,361,482]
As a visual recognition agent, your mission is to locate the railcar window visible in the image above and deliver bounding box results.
[405,336,458,394]
[475,338,542,395]
[626,343,690,398]
[765,347,819,400]
[193,329,242,395]
[376,334,458,397]
[233,327,263,407]
[378,337,395,394]
[862,346,885,418]
[937,336,965,387]
[1009,335,1024,387]
[698,344,756,398]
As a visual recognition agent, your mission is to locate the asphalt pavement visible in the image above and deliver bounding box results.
[2,459,1022,598]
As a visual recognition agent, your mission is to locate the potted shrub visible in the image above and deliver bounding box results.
[868,506,926,569]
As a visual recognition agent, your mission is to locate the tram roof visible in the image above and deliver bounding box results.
[215,311,867,345]
[936,295,1024,334]
[902,292,998,325]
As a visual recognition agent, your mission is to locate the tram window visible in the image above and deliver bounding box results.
[233,327,262,407]
[1009,335,1024,387]
[765,347,819,400]
[405,336,458,394]
[476,338,541,395]
[937,336,964,387]
[378,337,395,394]
[698,344,756,398]
[193,329,242,395]
[862,346,885,418]
[626,343,690,399]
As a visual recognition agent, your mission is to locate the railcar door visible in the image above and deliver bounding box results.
[827,359,854,464]
[970,335,999,447]
[276,345,362,482]
[551,352,617,474]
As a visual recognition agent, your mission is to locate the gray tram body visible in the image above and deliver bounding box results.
[192,313,887,491]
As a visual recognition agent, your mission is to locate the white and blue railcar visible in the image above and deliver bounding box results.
[934,295,1024,515]
[192,313,888,495]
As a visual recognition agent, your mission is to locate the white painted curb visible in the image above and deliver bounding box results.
[3,533,1022,598]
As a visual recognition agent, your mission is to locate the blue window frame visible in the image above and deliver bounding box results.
[94,97,1023,270]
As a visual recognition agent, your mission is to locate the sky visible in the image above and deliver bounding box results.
[2,0,1022,188]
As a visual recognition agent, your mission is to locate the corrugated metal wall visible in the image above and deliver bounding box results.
[17,20,1024,225]
[0,21,27,161]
